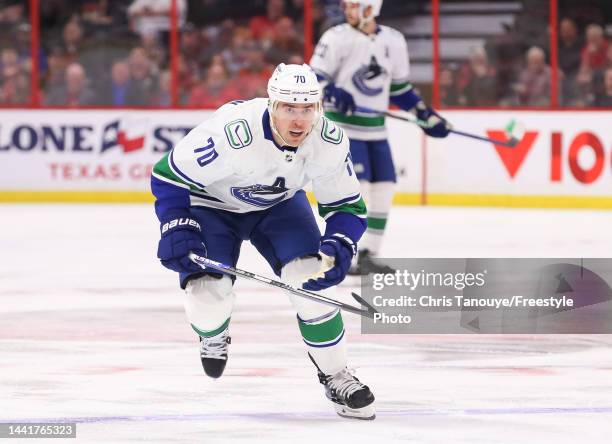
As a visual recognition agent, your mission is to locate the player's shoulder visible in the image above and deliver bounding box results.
[308,115,348,163]
[175,98,266,161]
[378,24,406,42]
[204,98,267,151]
[321,23,354,40]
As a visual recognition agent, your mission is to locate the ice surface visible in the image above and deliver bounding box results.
[1,205,611,443]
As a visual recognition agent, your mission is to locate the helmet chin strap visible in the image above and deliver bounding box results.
[357,5,374,30]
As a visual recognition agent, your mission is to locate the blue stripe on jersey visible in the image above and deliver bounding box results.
[324,212,367,246]
[151,174,191,221]
[390,89,422,111]
[189,189,225,203]
[320,193,361,208]
[169,149,207,189]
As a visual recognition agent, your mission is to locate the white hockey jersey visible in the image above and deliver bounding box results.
[309,24,412,141]
[152,98,365,221]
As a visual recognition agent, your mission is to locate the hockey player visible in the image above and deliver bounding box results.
[151,63,375,420]
[310,0,451,274]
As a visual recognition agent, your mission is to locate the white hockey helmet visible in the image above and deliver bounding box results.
[267,63,322,145]
[344,0,382,27]
[267,63,322,106]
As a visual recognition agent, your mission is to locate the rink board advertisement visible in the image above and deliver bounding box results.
[0,109,610,208]
[427,110,612,207]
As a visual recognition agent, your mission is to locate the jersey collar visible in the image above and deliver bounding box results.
[262,108,298,153]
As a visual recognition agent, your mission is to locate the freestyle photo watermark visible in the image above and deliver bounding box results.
[360,259,612,334]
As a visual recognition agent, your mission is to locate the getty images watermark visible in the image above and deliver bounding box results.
[360,259,612,334]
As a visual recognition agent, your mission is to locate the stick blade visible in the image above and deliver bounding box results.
[351,292,379,318]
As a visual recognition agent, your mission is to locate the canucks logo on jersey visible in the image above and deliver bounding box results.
[352,56,388,96]
[230,177,288,208]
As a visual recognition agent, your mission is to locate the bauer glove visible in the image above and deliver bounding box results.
[157,215,207,273]
[303,233,356,291]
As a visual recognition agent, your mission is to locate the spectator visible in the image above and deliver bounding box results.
[150,69,171,106]
[0,0,25,25]
[0,47,29,104]
[141,30,167,69]
[572,66,595,107]
[127,0,186,38]
[231,41,273,99]
[44,62,96,106]
[457,46,497,106]
[594,67,612,107]
[221,26,251,75]
[580,24,609,72]
[439,66,459,106]
[59,20,85,67]
[559,18,582,78]
[514,46,551,106]
[100,60,149,106]
[128,46,158,102]
[249,0,285,40]
[265,16,303,65]
[187,64,240,108]
[180,23,204,81]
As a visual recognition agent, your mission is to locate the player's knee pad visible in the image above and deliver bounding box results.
[281,255,337,320]
[184,274,235,331]
[281,255,321,287]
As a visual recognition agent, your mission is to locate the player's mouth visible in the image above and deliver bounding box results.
[289,130,304,138]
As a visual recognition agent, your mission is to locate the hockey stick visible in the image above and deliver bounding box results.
[354,105,522,148]
[189,253,378,319]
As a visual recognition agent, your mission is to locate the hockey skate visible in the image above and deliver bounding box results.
[309,351,375,420]
[199,327,231,378]
[348,249,394,276]
[317,367,375,420]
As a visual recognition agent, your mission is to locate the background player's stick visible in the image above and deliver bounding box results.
[189,253,378,319]
[354,105,523,148]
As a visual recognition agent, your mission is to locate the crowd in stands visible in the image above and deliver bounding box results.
[0,0,610,108]
[0,0,307,107]
[440,0,612,107]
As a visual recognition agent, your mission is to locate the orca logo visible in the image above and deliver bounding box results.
[351,56,387,96]
[230,177,288,208]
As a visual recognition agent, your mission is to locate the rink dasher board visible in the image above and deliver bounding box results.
[0,109,610,209]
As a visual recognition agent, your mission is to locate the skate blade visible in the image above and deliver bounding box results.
[334,403,376,420]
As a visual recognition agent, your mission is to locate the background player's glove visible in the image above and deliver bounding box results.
[323,83,356,115]
[415,101,451,138]
[303,233,356,291]
[157,215,207,273]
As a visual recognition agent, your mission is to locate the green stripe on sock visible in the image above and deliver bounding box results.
[191,318,230,338]
[298,311,344,344]
[367,216,387,230]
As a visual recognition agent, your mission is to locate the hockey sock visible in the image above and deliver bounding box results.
[190,317,230,338]
[297,308,347,375]
[359,181,395,256]
[184,275,235,336]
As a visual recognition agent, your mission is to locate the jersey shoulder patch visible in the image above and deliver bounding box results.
[320,117,344,145]
[224,118,253,149]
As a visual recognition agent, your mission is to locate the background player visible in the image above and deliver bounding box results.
[310,0,451,274]
[151,63,375,420]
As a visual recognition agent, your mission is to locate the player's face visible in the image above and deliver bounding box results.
[273,102,317,146]
[343,2,361,26]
